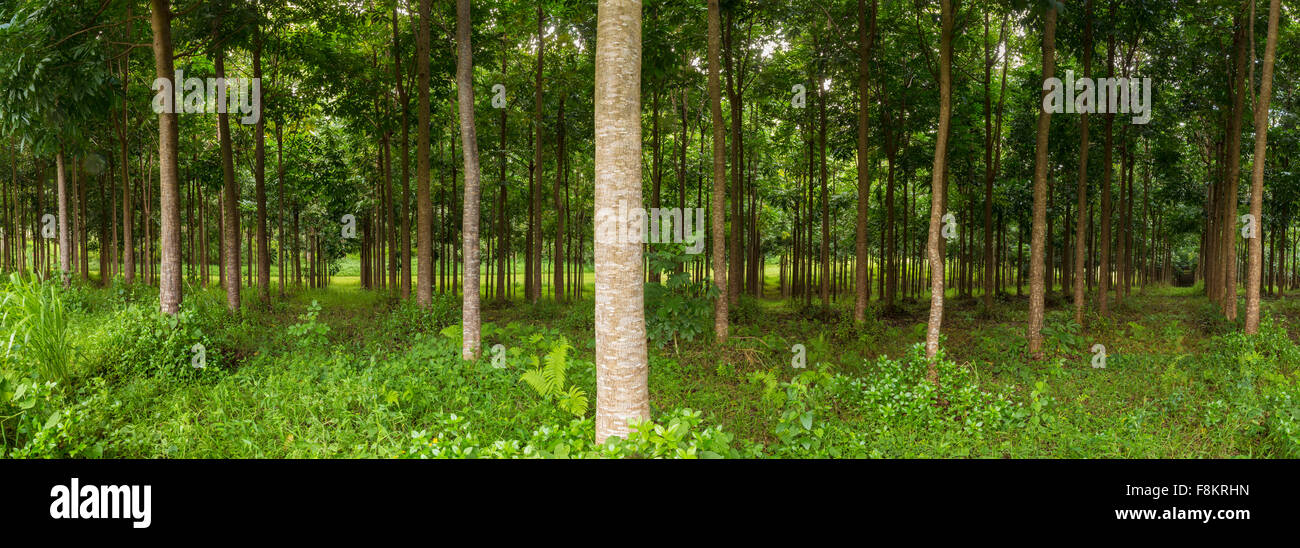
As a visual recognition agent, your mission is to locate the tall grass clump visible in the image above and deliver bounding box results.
[1,274,73,384]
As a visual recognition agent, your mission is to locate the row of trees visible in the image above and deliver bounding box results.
[0,0,1293,440]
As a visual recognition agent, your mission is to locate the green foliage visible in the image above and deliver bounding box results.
[380,294,460,339]
[92,300,232,384]
[644,271,717,350]
[286,300,331,350]
[0,274,73,384]
[403,409,759,459]
[519,337,587,417]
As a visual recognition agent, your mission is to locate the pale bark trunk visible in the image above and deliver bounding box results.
[455,0,482,360]
[594,0,648,444]
[56,151,70,287]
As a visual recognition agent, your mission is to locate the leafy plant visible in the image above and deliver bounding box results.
[520,337,588,417]
[1,274,73,384]
[286,300,331,350]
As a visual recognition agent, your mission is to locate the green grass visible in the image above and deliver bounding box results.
[3,264,1298,458]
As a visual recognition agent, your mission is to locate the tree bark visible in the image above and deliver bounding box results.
[416,0,433,307]
[593,0,648,444]
[708,0,728,342]
[217,47,240,313]
[1072,0,1093,324]
[924,0,955,373]
[455,0,482,360]
[1245,0,1281,333]
[151,0,182,315]
[1027,4,1059,359]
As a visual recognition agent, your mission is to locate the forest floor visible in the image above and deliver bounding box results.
[8,266,1300,459]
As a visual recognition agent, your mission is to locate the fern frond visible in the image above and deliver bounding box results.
[520,369,548,399]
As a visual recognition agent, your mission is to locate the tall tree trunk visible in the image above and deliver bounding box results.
[254,25,269,304]
[276,123,285,296]
[1027,4,1058,359]
[456,0,482,360]
[593,0,648,444]
[554,98,566,300]
[818,41,830,308]
[56,151,70,287]
[217,47,240,313]
[723,10,744,306]
[924,0,955,373]
[1222,4,1250,321]
[529,6,546,303]
[415,0,433,307]
[1246,0,1281,333]
[122,48,134,286]
[1098,7,1114,317]
[708,0,728,342]
[394,6,411,300]
[1072,0,1093,324]
[151,0,182,315]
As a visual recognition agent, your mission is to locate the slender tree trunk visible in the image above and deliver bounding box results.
[1073,0,1093,324]
[554,98,566,300]
[1246,0,1281,333]
[217,47,240,313]
[1222,4,1250,321]
[529,6,546,303]
[416,0,433,307]
[1027,4,1059,359]
[56,151,70,287]
[1098,7,1118,316]
[924,0,955,373]
[276,123,285,296]
[151,0,182,314]
[254,27,269,303]
[708,0,728,342]
[394,6,412,300]
[455,0,482,360]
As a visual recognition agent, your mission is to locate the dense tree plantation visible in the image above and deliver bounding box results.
[1,0,1298,460]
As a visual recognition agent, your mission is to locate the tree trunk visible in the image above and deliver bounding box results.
[1072,0,1093,324]
[394,6,411,300]
[924,0,955,373]
[708,0,728,342]
[217,47,240,313]
[1027,4,1058,359]
[151,0,182,315]
[455,0,482,360]
[415,0,433,307]
[593,0,648,444]
[1245,0,1281,333]
[254,26,269,304]
[1222,4,1250,321]
[529,6,546,303]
